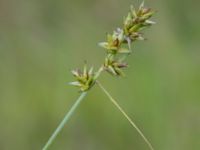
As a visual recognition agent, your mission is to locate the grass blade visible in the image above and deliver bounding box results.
[97,81,154,150]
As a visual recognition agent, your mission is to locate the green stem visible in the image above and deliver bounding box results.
[42,92,87,150]
[97,81,154,150]
[94,66,104,80]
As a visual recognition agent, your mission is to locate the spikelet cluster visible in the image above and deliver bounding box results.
[70,2,155,92]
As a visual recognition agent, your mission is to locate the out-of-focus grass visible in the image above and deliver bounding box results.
[0,0,199,150]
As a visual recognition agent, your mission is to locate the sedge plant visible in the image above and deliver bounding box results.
[42,2,156,150]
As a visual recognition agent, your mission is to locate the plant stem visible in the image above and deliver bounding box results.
[42,92,87,150]
[97,81,154,150]
[94,66,104,80]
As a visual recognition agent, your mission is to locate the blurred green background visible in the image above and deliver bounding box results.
[0,0,200,149]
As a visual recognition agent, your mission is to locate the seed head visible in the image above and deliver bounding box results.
[104,55,128,76]
[70,2,155,91]
[70,64,95,92]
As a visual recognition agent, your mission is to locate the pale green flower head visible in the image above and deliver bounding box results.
[70,64,95,92]
[104,55,128,76]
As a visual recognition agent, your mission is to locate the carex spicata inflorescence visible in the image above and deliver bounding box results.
[70,2,155,92]
[43,3,156,150]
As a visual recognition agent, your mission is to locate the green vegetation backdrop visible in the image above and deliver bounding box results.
[0,0,199,150]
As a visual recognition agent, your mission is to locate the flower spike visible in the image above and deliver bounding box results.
[70,64,95,92]
[72,2,155,86]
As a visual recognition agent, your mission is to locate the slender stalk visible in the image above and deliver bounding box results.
[42,92,87,150]
[97,81,154,150]
[94,66,104,80]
